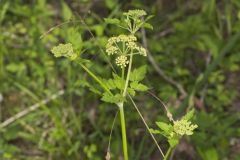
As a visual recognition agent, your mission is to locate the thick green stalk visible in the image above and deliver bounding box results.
[118,102,128,160]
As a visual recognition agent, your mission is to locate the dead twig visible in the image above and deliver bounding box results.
[154,28,175,39]
[0,90,64,128]
[141,27,187,98]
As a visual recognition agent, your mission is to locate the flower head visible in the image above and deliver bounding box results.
[107,35,137,48]
[115,55,129,68]
[106,34,147,68]
[51,43,77,60]
[123,10,147,18]
[139,47,147,56]
[173,119,198,136]
[126,41,137,49]
[106,46,118,55]
[106,34,137,55]
[106,34,147,56]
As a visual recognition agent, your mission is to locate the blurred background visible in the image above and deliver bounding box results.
[0,0,240,160]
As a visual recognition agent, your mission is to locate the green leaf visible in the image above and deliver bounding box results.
[101,93,124,104]
[127,88,136,96]
[156,122,172,133]
[89,87,102,95]
[74,79,101,95]
[104,18,120,25]
[74,79,90,87]
[68,142,80,155]
[67,28,83,51]
[130,81,148,91]
[6,63,26,73]
[149,128,161,134]
[0,1,10,23]
[200,148,219,160]
[143,22,153,30]
[129,65,147,82]
[61,1,72,21]
[93,25,104,36]
[182,109,195,121]
[112,73,125,90]
[104,79,116,90]
[145,15,154,21]
[105,0,118,9]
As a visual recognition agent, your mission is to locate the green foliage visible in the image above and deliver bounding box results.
[104,18,120,25]
[104,9,153,34]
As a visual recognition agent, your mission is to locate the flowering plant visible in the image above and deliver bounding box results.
[150,110,198,160]
[50,9,197,160]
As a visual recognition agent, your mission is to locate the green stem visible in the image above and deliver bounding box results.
[123,50,133,96]
[118,102,128,160]
[164,147,172,160]
[79,63,112,95]
[117,50,133,160]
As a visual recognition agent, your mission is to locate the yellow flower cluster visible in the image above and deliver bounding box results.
[106,35,137,54]
[173,119,198,136]
[126,42,147,56]
[106,46,118,55]
[51,43,77,60]
[139,47,147,56]
[115,55,129,68]
[123,9,147,18]
[106,34,147,67]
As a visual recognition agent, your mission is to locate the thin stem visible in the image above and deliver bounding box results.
[169,147,176,160]
[128,95,165,158]
[78,63,112,95]
[118,102,128,160]
[164,147,172,160]
[106,110,119,158]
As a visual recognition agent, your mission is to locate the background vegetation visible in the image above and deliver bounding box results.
[0,0,240,159]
